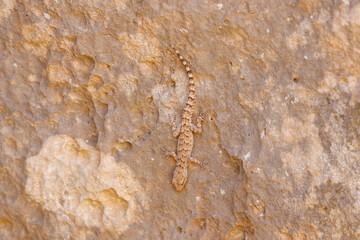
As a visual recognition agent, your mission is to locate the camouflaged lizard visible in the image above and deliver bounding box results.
[166,46,205,191]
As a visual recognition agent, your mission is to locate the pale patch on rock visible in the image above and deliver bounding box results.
[286,19,313,50]
[119,32,161,63]
[243,152,251,161]
[25,135,148,236]
[318,71,338,93]
[0,0,15,19]
[179,28,188,33]
[43,12,51,20]
[286,31,308,50]
[114,0,127,11]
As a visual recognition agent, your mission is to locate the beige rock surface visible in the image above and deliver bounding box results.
[0,0,359,239]
[25,135,148,237]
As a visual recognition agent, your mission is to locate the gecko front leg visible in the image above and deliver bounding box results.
[190,112,205,133]
[170,115,181,138]
[165,150,177,159]
[163,149,177,164]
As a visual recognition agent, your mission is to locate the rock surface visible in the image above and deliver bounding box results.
[0,0,359,239]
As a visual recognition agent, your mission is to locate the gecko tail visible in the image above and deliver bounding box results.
[170,46,196,114]
[170,46,194,79]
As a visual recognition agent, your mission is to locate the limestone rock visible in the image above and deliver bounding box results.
[0,0,359,239]
[25,135,148,237]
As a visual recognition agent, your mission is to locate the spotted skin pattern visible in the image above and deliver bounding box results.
[166,46,205,191]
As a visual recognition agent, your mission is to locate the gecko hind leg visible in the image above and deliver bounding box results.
[189,157,204,166]
[190,111,205,133]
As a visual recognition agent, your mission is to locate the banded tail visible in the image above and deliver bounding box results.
[170,46,196,116]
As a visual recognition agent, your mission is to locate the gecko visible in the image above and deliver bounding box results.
[166,46,205,191]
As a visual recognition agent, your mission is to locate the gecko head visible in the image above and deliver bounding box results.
[172,166,188,191]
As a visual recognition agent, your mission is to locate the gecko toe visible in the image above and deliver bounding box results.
[200,160,207,169]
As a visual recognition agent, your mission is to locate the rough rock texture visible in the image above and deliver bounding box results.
[0,0,359,239]
[25,135,149,237]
